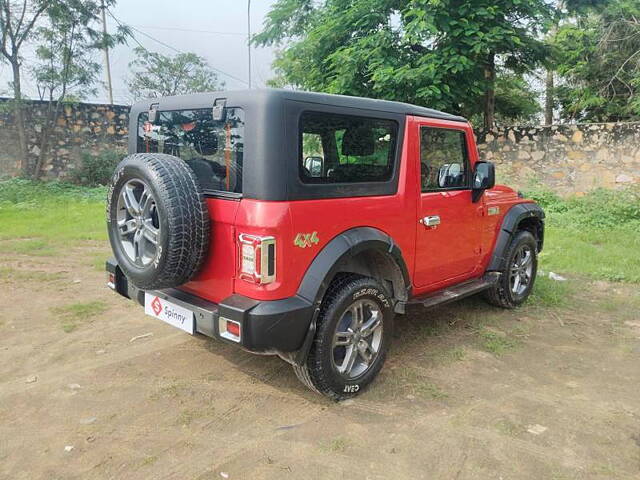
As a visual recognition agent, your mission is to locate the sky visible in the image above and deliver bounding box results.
[1,0,278,105]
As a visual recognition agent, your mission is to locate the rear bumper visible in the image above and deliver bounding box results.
[106,259,314,354]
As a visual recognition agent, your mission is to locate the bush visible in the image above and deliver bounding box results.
[524,186,640,230]
[0,177,107,207]
[68,150,121,187]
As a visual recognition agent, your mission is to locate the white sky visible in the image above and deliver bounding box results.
[1,0,278,105]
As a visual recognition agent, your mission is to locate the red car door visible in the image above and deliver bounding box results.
[410,116,484,290]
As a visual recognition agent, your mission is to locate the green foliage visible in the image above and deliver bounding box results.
[256,0,553,125]
[525,187,640,230]
[68,150,121,187]
[0,177,107,206]
[552,0,640,122]
[127,47,224,100]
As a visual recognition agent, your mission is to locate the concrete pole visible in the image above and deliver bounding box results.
[100,0,114,104]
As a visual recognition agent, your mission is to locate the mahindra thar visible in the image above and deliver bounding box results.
[106,89,544,399]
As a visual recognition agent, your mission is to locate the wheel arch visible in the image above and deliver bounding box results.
[292,226,409,366]
[297,227,411,308]
[487,202,545,272]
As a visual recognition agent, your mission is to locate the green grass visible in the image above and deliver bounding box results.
[538,227,640,283]
[479,328,518,356]
[0,179,107,255]
[51,300,108,333]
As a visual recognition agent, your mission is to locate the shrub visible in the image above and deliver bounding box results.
[0,177,106,207]
[68,150,121,187]
[524,186,640,230]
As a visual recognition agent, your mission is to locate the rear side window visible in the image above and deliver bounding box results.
[137,108,244,194]
[299,111,397,184]
[420,127,469,192]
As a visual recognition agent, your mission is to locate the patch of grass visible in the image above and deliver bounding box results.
[540,227,640,284]
[51,300,108,333]
[0,179,107,251]
[140,455,158,467]
[479,328,518,356]
[392,366,449,399]
[0,267,63,283]
[495,418,521,436]
[442,346,466,362]
[321,437,349,453]
[528,275,573,308]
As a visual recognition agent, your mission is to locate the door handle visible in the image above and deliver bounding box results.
[420,215,441,227]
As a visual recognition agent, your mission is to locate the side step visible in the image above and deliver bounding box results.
[407,272,501,309]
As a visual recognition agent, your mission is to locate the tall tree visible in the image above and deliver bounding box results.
[553,0,640,121]
[0,0,48,175]
[127,47,224,100]
[30,0,128,178]
[255,0,553,127]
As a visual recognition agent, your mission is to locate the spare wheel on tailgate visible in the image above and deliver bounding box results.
[106,153,210,290]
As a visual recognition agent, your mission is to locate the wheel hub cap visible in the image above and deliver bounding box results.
[509,245,533,296]
[116,179,161,267]
[331,299,383,379]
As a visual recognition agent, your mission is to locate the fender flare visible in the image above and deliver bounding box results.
[292,227,411,365]
[487,203,545,272]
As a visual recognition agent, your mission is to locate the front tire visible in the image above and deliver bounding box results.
[484,230,538,309]
[293,275,394,400]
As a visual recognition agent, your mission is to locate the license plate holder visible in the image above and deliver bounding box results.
[144,293,194,334]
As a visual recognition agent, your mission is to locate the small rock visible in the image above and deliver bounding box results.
[406,394,416,400]
[341,399,355,406]
[129,332,153,343]
[95,349,106,355]
[64,445,74,453]
[527,424,548,435]
[548,272,567,282]
[26,375,38,384]
[220,473,229,479]
[73,279,81,284]
[80,416,97,425]
[68,383,82,391]
[86,436,96,443]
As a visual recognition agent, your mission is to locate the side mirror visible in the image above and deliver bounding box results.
[148,103,159,124]
[472,161,495,202]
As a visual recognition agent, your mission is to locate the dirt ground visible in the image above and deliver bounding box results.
[1,243,640,480]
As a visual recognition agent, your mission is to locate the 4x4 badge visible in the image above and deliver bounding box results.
[294,231,319,248]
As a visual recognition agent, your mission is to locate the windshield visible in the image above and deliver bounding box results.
[137,107,244,194]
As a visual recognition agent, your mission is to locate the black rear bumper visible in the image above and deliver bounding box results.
[106,259,314,355]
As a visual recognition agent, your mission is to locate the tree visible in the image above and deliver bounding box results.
[0,0,48,175]
[127,47,224,100]
[29,0,129,178]
[552,0,640,122]
[255,0,554,128]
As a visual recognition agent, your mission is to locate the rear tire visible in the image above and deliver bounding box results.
[484,230,538,309]
[106,153,210,290]
[294,275,394,400]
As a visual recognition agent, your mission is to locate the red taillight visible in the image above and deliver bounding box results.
[238,234,276,284]
[219,317,241,342]
[226,321,240,337]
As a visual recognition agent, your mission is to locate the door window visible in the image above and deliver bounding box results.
[299,111,398,184]
[420,127,469,192]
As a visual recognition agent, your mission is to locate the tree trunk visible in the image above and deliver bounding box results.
[10,58,29,177]
[544,69,554,126]
[483,54,496,130]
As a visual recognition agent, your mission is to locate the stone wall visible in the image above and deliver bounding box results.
[1,98,639,194]
[0,98,129,179]
[476,122,640,195]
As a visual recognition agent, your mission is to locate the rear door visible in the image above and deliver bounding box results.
[412,118,483,289]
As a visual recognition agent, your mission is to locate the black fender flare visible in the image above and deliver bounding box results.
[487,203,545,272]
[293,227,410,365]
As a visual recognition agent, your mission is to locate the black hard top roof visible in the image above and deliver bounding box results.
[132,88,467,123]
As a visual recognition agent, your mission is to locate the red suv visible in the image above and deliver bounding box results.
[106,89,544,399]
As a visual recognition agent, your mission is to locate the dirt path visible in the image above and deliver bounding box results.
[1,245,639,479]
